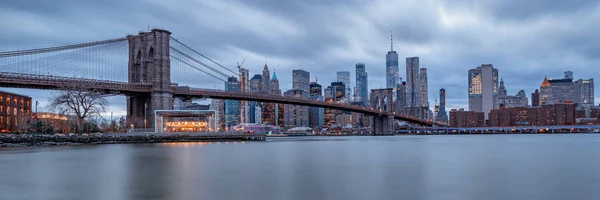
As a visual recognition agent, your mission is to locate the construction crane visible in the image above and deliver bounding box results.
[237,58,246,69]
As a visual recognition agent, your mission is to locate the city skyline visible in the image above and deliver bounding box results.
[1,0,600,117]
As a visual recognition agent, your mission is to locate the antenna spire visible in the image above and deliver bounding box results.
[390,30,394,51]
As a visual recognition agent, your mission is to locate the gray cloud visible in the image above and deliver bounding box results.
[1,0,600,116]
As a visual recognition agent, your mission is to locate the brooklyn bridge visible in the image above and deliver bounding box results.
[0,29,443,135]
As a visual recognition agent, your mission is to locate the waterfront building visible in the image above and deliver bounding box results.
[419,68,428,107]
[488,102,577,126]
[406,57,420,106]
[0,91,32,132]
[386,32,399,88]
[337,71,351,102]
[292,69,310,93]
[224,77,240,130]
[468,64,499,120]
[449,108,485,127]
[355,63,368,106]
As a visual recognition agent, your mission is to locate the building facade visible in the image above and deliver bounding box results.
[531,89,540,107]
[355,63,368,106]
[468,64,498,120]
[449,108,485,127]
[574,78,594,107]
[488,103,577,126]
[436,88,448,123]
[386,34,399,88]
[224,77,240,130]
[337,71,351,102]
[283,89,309,128]
[292,69,310,93]
[419,68,428,107]
[406,57,420,106]
[0,91,32,132]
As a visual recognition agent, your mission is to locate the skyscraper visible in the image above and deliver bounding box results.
[406,57,420,106]
[270,71,280,95]
[355,63,368,106]
[386,32,399,88]
[394,80,407,112]
[238,67,249,124]
[262,64,270,93]
[249,74,262,123]
[532,89,540,107]
[224,76,240,130]
[284,89,309,128]
[419,68,428,107]
[436,88,448,123]
[337,71,351,102]
[468,64,498,120]
[293,69,310,93]
[309,82,324,129]
[574,78,594,106]
[331,82,345,102]
[263,71,282,126]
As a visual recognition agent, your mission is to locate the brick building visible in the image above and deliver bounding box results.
[449,108,485,127]
[0,91,32,132]
[487,102,577,126]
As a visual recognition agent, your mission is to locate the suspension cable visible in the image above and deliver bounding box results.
[170,36,238,76]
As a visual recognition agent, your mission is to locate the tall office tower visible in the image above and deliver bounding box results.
[224,77,240,130]
[331,82,346,102]
[574,78,594,106]
[395,80,407,112]
[531,89,540,107]
[309,82,324,129]
[468,64,499,120]
[293,69,310,93]
[406,57,421,106]
[419,68,428,107]
[238,67,249,124]
[337,71,351,102]
[310,82,322,96]
[284,89,309,128]
[248,74,262,123]
[436,88,448,123]
[270,71,281,95]
[262,64,270,93]
[386,32,399,88]
[263,71,281,126]
[355,63,368,106]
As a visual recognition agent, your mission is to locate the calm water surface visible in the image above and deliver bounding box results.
[1,134,600,200]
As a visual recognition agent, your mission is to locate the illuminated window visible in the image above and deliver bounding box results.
[6,108,9,115]
[13,99,17,106]
[6,98,9,105]
[13,108,17,115]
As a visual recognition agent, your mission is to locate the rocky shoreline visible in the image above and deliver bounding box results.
[0,133,260,147]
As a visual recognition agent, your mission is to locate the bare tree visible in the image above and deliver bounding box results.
[48,89,108,132]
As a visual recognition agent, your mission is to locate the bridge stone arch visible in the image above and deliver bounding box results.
[370,88,394,135]
[126,29,173,129]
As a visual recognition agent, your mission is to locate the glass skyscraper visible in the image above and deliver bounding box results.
[225,76,240,130]
[337,71,351,102]
[292,69,310,93]
[355,63,368,106]
[386,32,399,88]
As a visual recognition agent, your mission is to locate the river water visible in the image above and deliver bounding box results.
[1,134,599,200]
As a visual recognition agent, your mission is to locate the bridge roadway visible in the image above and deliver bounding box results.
[0,73,440,126]
[173,87,439,126]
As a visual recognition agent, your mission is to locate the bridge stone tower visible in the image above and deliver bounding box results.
[370,88,394,135]
[126,29,173,129]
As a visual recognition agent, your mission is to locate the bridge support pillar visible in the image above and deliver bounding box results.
[372,115,393,135]
[126,29,173,130]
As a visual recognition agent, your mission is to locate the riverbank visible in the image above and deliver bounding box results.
[0,132,266,147]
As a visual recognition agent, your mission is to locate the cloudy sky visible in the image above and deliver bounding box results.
[1,0,600,118]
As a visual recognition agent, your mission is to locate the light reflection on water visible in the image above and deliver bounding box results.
[0,135,599,200]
